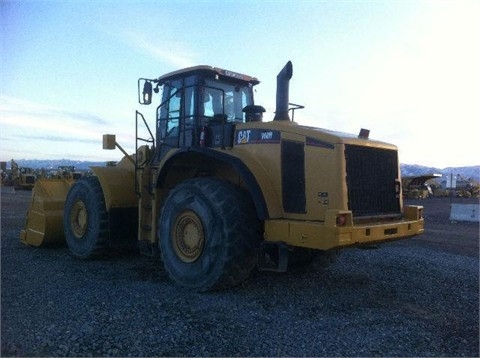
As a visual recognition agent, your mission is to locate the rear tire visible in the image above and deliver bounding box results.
[64,177,109,259]
[159,178,261,291]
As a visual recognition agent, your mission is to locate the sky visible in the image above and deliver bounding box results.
[1,0,479,168]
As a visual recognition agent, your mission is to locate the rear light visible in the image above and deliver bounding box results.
[336,214,347,226]
[326,210,352,227]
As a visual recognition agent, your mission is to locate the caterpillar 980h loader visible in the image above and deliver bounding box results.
[21,61,424,291]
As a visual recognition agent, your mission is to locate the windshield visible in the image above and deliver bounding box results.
[201,79,253,122]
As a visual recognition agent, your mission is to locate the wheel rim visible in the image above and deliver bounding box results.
[173,210,205,263]
[71,200,88,239]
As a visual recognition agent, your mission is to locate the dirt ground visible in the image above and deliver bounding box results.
[404,196,479,258]
[1,187,479,357]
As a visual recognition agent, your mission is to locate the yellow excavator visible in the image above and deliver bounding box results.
[21,61,424,291]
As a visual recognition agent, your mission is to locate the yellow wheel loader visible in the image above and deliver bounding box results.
[11,160,36,190]
[21,61,424,291]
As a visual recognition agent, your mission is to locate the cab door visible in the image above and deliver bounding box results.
[157,77,197,158]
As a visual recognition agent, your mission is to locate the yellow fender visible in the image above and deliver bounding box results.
[90,165,137,211]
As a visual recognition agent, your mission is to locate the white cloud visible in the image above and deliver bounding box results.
[1,96,107,138]
[122,31,197,69]
[0,95,135,161]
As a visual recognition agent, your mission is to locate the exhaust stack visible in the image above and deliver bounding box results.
[273,61,293,121]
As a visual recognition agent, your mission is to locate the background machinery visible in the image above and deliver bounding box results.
[21,61,424,291]
[11,159,36,190]
[402,174,442,199]
[54,166,82,180]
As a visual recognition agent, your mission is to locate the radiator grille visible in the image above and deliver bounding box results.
[345,145,400,217]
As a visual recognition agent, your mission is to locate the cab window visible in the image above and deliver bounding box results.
[158,79,182,139]
[201,80,252,122]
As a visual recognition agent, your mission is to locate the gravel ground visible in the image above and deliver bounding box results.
[1,187,479,357]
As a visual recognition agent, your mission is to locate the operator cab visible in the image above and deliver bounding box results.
[139,66,263,160]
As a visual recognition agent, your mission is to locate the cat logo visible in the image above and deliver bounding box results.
[237,130,251,144]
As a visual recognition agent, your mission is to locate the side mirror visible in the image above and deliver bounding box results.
[138,79,153,105]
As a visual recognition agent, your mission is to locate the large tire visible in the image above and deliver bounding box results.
[158,178,261,291]
[64,177,109,259]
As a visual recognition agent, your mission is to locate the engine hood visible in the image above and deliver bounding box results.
[236,120,398,151]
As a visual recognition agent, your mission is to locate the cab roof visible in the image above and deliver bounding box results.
[156,65,260,85]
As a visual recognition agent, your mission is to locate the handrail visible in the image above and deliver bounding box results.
[288,103,305,122]
[135,110,155,195]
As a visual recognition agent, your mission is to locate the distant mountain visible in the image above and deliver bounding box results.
[3,159,480,183]
[4,159,105,171]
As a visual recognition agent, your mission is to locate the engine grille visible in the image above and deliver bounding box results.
[345,145,400,217]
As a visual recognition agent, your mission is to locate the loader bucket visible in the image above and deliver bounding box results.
[20,179,75,247]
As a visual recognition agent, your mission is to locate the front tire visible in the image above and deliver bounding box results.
[159,178,261,291]
[64,177,109,259]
